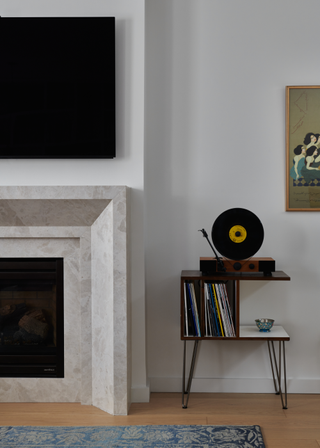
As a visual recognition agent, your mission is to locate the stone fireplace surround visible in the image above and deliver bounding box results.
[0,186,129,416]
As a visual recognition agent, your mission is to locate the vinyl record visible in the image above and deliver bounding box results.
[211,208,264,260]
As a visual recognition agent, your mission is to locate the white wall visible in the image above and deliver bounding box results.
[145,0,320,393]
[3,0,320,404]
[0,0,148,401]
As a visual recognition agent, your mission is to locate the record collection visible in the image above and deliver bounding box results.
[183,280,235,337]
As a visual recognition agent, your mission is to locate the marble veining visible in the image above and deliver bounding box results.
[0,186,129,415]
[0,199,111,226]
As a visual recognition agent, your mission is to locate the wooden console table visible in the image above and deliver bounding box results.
[180,270,291,409]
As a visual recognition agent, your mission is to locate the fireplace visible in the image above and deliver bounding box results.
[0,186,129,415]
[0,258,64,378]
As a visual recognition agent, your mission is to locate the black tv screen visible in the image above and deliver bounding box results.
[0,17,115,158]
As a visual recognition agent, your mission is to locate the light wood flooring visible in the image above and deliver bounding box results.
[0,393,319,448]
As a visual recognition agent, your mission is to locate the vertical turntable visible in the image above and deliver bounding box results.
[199,208,275,276]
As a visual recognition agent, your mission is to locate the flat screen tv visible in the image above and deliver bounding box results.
[0,17,115,158]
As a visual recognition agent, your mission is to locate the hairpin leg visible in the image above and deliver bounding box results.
[267,341,278,394]
[182,340,186,407]
[278,341,285,409]
[182,340,199,409]
[268,340,288,409]
[282,341,288,409]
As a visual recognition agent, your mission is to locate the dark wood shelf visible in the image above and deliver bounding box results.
[180,270,290,340]
[181,270,290,281]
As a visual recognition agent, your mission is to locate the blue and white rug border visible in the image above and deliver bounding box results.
[0,424,266,447]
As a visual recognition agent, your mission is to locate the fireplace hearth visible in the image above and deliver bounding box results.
[0,258,64,378]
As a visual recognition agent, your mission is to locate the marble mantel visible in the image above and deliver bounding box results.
[0,186,129,416]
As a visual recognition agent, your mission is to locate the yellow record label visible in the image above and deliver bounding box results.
[229,225,247,243]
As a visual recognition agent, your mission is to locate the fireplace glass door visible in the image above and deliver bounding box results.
[0,258,64,377]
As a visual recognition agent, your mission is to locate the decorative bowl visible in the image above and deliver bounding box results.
[255,318,274,332]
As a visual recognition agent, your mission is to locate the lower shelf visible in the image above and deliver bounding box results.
[239,325,290,340]
[181,325,290,341]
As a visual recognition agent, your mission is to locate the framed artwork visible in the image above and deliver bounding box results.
[286,86,320,211]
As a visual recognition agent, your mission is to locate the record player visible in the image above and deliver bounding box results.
[199,208,275,276]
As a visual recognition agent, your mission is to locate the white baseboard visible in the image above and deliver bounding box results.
[131,384,150,402]
[149,377,320,394]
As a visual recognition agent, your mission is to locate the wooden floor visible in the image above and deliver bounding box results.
[0,393,319,448]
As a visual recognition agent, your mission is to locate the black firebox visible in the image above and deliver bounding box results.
[0,258,64,378]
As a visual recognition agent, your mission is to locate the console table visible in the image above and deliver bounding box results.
[180,270,290,409]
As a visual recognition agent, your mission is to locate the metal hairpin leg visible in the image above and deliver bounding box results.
[182,340,199,409]
[267,340,288,409]
[182,341,186,407]
[267,341,278,394]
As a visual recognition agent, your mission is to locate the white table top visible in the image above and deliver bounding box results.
[239,325,290,340]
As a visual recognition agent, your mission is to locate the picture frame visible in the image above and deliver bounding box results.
[286,86,320,211]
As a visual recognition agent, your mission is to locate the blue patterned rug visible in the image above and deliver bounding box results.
[0,425,265,447]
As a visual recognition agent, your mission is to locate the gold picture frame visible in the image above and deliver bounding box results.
[286,85,320,211]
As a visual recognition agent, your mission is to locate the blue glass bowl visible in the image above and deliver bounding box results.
[255,318,274,332]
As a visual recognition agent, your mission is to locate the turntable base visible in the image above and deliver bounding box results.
[200,257,276,276]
